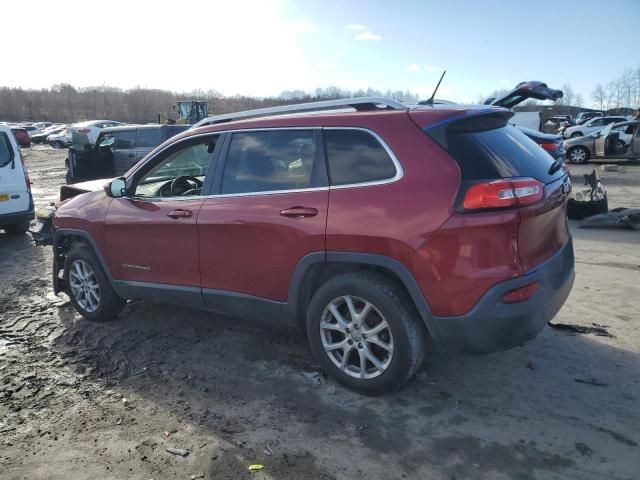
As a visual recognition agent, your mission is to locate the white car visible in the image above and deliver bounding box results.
[563,116,628,139]
[0,125,33,235]
[47,129,72,149]
[70,119,124,146]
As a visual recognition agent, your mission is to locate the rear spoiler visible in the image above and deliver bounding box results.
[485,81,563,109]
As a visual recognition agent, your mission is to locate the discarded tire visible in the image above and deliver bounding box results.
[567,196,608,220]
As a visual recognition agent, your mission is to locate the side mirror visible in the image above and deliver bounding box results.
[106,177,127,198]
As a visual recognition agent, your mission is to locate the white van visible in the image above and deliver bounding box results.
[0,125,34,235]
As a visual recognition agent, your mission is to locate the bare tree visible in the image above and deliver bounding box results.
[591,83,605,111]
[575,94,584,110]
[561,84,574,115]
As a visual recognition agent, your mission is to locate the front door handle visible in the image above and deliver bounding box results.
[280,206,318,219]
[167,209,193,219]
[127,153,135,158]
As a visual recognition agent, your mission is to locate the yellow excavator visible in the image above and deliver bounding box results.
[159,101,209,125]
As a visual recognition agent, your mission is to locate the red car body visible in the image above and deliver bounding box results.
[11,128,31,148]
[51,104,574,355]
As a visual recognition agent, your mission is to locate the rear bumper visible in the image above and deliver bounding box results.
[429,237,575,353]
[0,207,34,225]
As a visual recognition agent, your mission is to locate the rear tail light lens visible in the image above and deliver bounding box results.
[541,142,558,151]
[502,282,540,303]
[463,178,544,210]
[19,151,31,191]
[78,128,91,133]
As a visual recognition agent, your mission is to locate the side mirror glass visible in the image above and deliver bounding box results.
[108,177,127,198]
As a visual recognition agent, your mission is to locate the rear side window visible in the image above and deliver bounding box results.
[221,130,317,194]
[0,133,14,168]
[116,130,136,149]
[324,129,397,186]
[444,116,562,183]
[137,128,162,148]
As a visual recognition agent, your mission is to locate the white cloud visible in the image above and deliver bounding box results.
[355,30,382,41]
[407,64,422,72]
[345,24,366,31]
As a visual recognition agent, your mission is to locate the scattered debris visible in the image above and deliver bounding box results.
[198,441,207,449]
[164,429,177,437]
[165,447,189,457]
[122,398,134,409]
[548,322,613,337]
[263,444,274,456]
[301,371,326,385]
[249,464,264,471]
[575,442,594,457]
[574,378,608,387]
[116,418,123,426]
[190,474,204,479]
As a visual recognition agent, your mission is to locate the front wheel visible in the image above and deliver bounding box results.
[568,146,590,164]
[570,132,583,138]
[306,272,427,395]
[64,245,126,321]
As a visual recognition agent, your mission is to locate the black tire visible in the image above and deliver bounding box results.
[52,141,64,149]
[64,244,126,321]
[567,146,590,164]
[3,221,30,235]
[306,272,427,395]
[570,132,583,138]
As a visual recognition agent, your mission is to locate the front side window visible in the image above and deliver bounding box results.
[134,138,217,198]
[0,133,14,168]
[324,129,397,186]
[116,130,136,149]
[221,130,316,194]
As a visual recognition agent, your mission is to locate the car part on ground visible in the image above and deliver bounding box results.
[36,96,575,394]
[567,169,608,220]
[580,207,640,230]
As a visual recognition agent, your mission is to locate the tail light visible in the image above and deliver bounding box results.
[502,282,540,303]
[19,151,32,192]
[541,142,558,152]
[78,128,91,134]
[463,178,544,210]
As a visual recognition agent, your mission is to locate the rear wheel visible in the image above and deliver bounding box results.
[3,222,30,235]
[64,245,126,321]
[306,272,427,395]
[52,141,65,149]
[568,146,590,164]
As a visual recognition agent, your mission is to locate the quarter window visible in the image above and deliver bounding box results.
[221,130,317,194]
[324,129,397,186]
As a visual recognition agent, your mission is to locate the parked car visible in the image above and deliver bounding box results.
[48,129,72,149]
[65,124,190,183]
[564,121,639,163]
[69,120,124,147]
[574,111,603,125]
[562,116,627,139]
[10,127,32,148]
[518,126,566,162]
[0,125,33,235]
[32,125,66,144]
[33,97,574,394]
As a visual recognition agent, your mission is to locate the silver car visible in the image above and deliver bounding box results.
[564,121,639,163]
[562,116,628,139]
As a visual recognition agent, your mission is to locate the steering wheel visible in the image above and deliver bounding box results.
[169,175,203,196]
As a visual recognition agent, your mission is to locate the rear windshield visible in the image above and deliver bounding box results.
[0,132,14,168]
[444,115,563,184]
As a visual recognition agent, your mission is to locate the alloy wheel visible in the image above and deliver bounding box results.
[68,259,101,313]
[319,295,394,379]
[569,148,586,163]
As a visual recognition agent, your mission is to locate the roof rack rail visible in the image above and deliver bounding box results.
[193,97,406,128]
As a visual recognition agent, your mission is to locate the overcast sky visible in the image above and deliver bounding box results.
[2,0,638,103]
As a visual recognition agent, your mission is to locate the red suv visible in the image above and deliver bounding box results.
[43,98,574,394]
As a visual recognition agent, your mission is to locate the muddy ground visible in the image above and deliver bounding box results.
[1,146,639,480]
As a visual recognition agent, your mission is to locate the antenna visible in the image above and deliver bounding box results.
[420,70,446,105]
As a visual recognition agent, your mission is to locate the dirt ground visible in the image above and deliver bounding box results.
[1,146,639,480]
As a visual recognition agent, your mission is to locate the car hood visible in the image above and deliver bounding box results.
[59,178,113,201]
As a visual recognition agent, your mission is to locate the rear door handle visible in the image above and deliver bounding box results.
[167,209,193,219]
[279,206,318,219]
